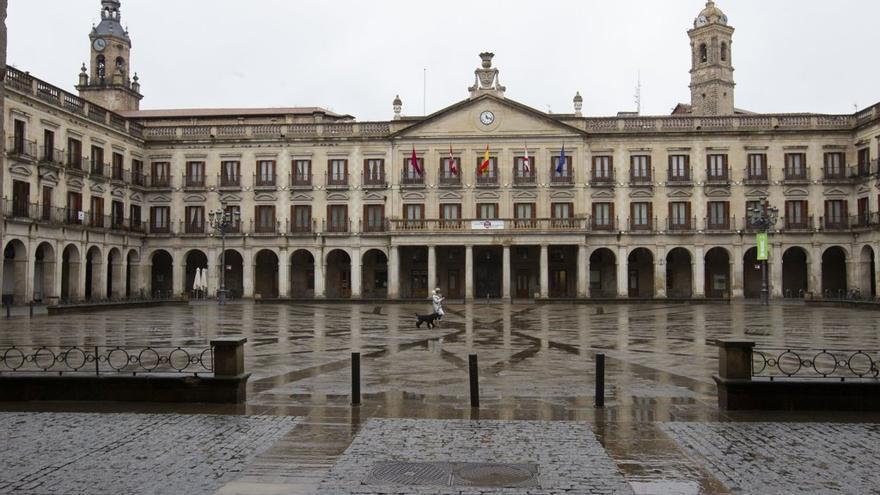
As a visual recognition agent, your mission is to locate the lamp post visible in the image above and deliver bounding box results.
[208,204,240,305]
[747,199,779,305]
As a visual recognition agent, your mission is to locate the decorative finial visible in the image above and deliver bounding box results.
[393,95,402,120]
[573,92,583,117]
[78,63,89,86]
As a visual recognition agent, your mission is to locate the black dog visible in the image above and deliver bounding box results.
[415,312,440,329]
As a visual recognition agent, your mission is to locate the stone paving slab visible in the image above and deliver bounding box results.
[0,412,298,495]
[315,418,633,494]
[661,422,880,495]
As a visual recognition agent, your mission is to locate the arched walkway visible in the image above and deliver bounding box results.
[220,250,244,299]
[151,250,173,298]
[821,246,847,298]
[589,248,617,298]
[290,249,315,298]
[107,247,123,300]
[627,248,654,298]
[362,249,388,299]
[743,247,761,299]
[2,239,28,305]
[85,246,103,301]
[126,250,140,298]
[858,245,876,299]
[33,242,57,303]
[704,247,731,298]
[185,250,208,298]
[254,249,279,299]
[61,244,82,302]
[325,249,351,298]
[666,248,693,298]
[782,247,808,298]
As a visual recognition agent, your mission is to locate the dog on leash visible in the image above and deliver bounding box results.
[415,312,440,329]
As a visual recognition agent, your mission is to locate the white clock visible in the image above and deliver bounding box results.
[479,111,495,126]
[695,15,708,27]
[93,38,107,51]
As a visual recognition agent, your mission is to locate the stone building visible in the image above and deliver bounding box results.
[2,0,879,305]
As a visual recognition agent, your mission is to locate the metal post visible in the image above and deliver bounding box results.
[351,352,361,406]
[760,259,769,305]
[95,346,100,376]
[595,353,605,408]
[468,354,479,408]
[219,231,227,305]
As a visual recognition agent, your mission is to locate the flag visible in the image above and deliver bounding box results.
[479,145,491,175]
[448,145,458,175]
[522,143,531,175]
[556,144,566,174]
[410,146,422,176]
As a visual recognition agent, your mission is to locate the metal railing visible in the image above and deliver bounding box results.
[389,217,591,232]
[475,173,499,186]
[589,175,613,187]
[400,173,425,186]
[7,136,37,160]
[291,173,312,188]
[781,216,815,232]
[704,216,737,232]
[551,173,574,185]
[326,172,349,188]
[0,345,213,376]
[0,200,146,232]
[147,175,173,189]
[254,173,276,188]
[704,173,730,186]
[67,155,87,172]
[513,173,536,185]
[753,347,879,380]
[218,173,241,188]
[287,219,315,234]
[439,174,461,186]
[362,172,387,188]
[782,166,811,183]
[324,219,352,233]
[252,219,279,234]
[667,217,697,232]
[629,171,653,185]
[183,174,207,189]
[40,147,65,166]
[628,218,655,232]
[90,160,109,178]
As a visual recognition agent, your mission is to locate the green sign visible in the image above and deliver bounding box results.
[756,233,769,261]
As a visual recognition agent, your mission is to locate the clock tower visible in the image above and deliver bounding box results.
[76,0,142,112]
[688,1,735,116]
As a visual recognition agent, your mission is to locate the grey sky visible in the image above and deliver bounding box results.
[7,1,879,120]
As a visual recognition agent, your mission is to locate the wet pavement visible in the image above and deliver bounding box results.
[1,301,880,494]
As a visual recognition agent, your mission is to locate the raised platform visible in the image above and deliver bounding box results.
[805,299,880,311]
[47,299,187,314]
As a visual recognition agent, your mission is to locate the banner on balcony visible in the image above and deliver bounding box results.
[471,220,505,230]
[756,233,769,260]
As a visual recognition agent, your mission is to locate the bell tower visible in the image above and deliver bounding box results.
[77,0,142,112]
[688,1,735,116]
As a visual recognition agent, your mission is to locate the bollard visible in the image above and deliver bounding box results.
[351,352,361,406]
[469,354,480,409]
[595,353,605,408]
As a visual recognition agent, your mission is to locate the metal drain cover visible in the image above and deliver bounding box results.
[366,461,539,488]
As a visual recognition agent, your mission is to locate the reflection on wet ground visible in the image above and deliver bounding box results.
[3,301,880,494]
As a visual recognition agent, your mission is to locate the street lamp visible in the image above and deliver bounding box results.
[208,204,240,305]
[747,199,779,305]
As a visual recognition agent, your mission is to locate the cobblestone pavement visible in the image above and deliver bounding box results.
[662,422,880,495]
[315,418,633,495]
[0,412,298,495]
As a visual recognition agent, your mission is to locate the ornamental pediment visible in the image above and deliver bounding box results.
[220,194,242,203]
[666,188,693,198]
[438,191,462,200]
[822,187,848,197]
[705,187,732,198]
[111,188,126,199]
[628,189,654,199]
[401,191,426,201]
[590,189,615,199]
[184,194,207,202]
[89,183,107,194]
[363,192,387,201]
[783,188,809,197]
[290,192,313,202]
[744,188,769,198]
[129,192,143,203]
[857,185,871,195]
[474,190,501,200]
[150,194,172,203]
[549,190,575,200]
[512,190,538,200]
[9,165,32,178]
[254,193,277,202]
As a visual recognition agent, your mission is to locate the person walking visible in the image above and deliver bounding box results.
[431,288,445,325]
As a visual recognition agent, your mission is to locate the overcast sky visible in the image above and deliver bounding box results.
[7,1,880,120]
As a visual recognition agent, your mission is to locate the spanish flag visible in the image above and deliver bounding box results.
[479,145,491,175]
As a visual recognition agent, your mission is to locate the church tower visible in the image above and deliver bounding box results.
[76,0,142,112]
[688,1,734,116]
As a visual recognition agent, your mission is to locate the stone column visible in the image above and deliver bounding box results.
[207,248,218,298]
[25,241,35,303]
[242,248,254,298]
[53,244,64,303]
[770,243,783,297]
[427,246,437,293]
[111,259,125,299]
[539,244,549,299]
[77,247,88,302]
[654,246,667,298]
[811,245,822,296]
[278,248,290,298]
[731,243,744,299]
[846,259,858,293]
[387,245,399,299]
[502,245,511,300]
[350,247,362,299]
[171,248,184,298]
[693,246,705,297]
[314,247,326,299]
[616,246,628,297]
[577,245,588,298]
[465,245,474,300]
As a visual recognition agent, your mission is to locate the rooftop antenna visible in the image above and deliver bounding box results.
[634,71,642,115]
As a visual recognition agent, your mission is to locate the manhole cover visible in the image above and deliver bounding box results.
[366,461,539,488]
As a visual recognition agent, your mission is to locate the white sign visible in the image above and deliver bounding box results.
[470,220,504,230]
[77,211,85,221]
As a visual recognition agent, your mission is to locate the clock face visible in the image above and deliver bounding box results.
[479,111,495,126]
[696,15,708,27]
[93,38,107,51]
[720,14,728,25]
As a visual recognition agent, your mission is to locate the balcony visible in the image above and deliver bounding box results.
[667,217,696,233]
[218,173,241,191]
[0,200,147,234]
[475,172,499,188]
[847,164,874,180]
[704,173,730,187]
[90,161,110,181]
[130,172,147,188]
[66,156,88,175]
[667,174,693,186]
[148,175,173,190]
[822,168,852,185]
[438,173,461,187]
[362,219,389,233]
[781,167,811,185]
[591,217,617,231]
[183,174,207,191]
[629,171,653,187]
[326,172,349,189]
[820,216,852,231]
[39,147,65,167]
[287,219,315,235]
[781,216,814,232]
[743,171,770,186]
[513,172,536,187]
[704,216,736,232]
[290,173,313,189]
[323,219,351,234]
[110,167,125,184]
[362,171,387,189]
[388,218,589,233]
[551,173,574,187]
[627,218,655,233]
[852,213,880,230]
[252,220,279,235]
[148,223,172,235]
[254,173,277,190]
[590,176,614,188]
[400,173,425,188]
[183,220,206,235]
[7,136,37,161]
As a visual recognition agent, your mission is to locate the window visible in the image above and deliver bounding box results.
[363,205,385,232]
[292,159,312,185]
[440,156,460,184]
[857,197,870,226]
[514,202,536,228]
[784,153,807,179]
[90,145,105,175]
[223,204,241,233]
[110,153,124,180]
[707,154,728,181]
[130,204,142,230]
[404,157,424,180]
[476,156,498,184]
[220,161,240,187]
[668,202,691,230]
[364,159,385,184]
[41,186,52,221]
[327,205,348,232]
[668,155,690,181]
[630,155,651,181]
[857,148,871,176]
[699,44,708,63]
[552,202,573,228]
[592,202,613,230]
[553,154,573,180]
[707,201,730,229]
[132,159,144,186]
[42,129,55,163]
[150,206,170,233]
[256,160,276,186]
[67,138,83,169]
[440,203,461,229]
[477,203,498,220]
[514,156,534,180]
[291,205,312,233]
[720,42,728,62]
[255,205,276,233]
[151,162,170,187]
[328,159,348,185]
[67,191,83,224]
[185,206,205,233]
[592,156,612,182]
[90,197,104,227]
[111,200,124,227]
[784,200,808,228]
[11,180,30,217]
[185,161,205,187]
[824,152,844,178]
[12,120,26,154]
[824,200,847,228]
[747,154,767,180]
[404,204,425,228]
[630,202,652,230]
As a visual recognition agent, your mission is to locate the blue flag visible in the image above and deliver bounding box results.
[556,144,566,174]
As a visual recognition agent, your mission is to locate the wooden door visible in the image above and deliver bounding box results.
[447,270,461,298]
[515,270,530,298]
